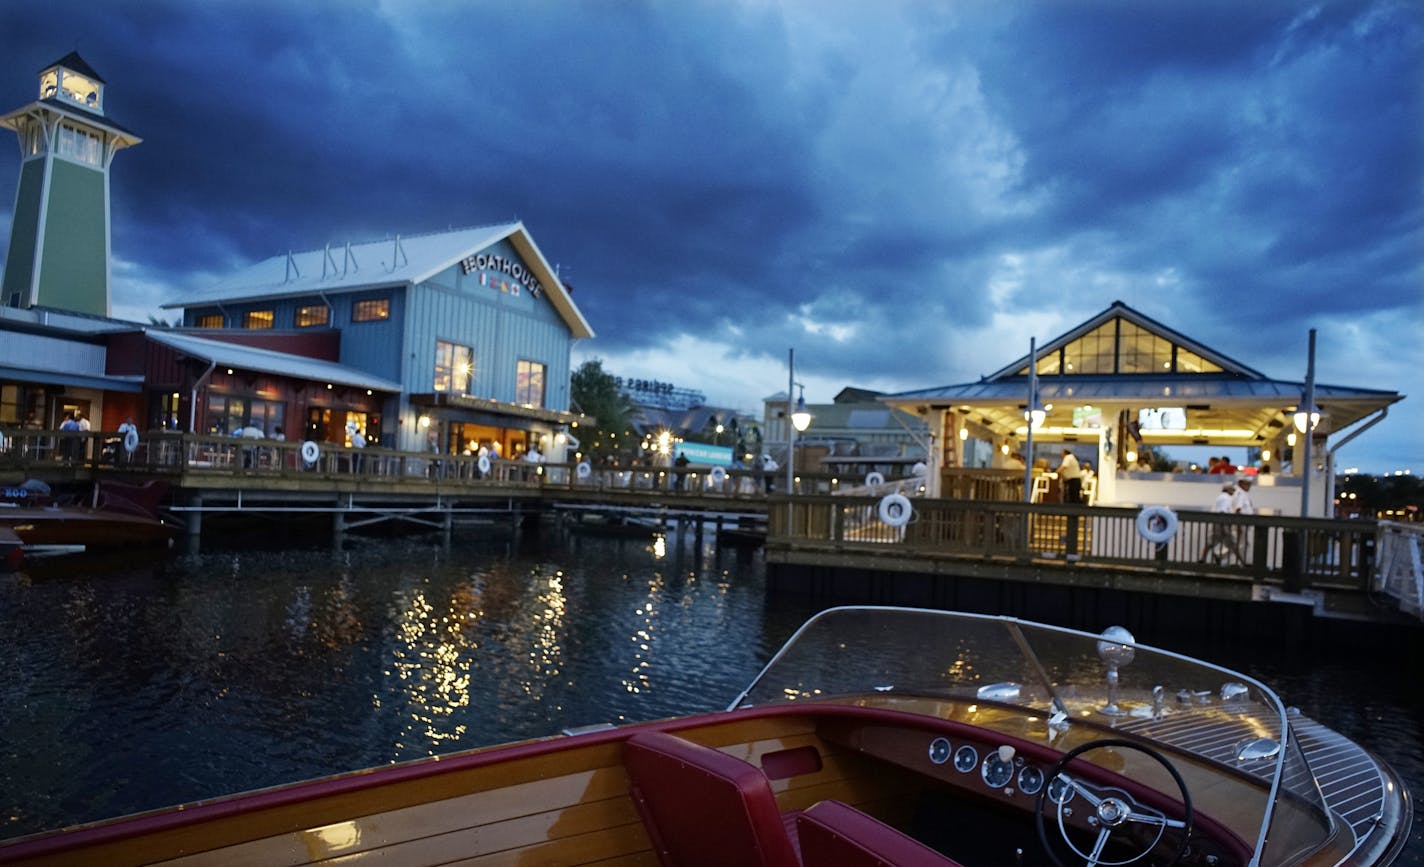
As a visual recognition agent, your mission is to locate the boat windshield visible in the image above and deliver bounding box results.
[730,606,1332,867]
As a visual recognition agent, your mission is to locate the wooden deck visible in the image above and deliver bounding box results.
[3,428,1420,624]
[765,495,1422,624]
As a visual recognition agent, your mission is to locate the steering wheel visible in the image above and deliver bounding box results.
[1034,738,1194,867]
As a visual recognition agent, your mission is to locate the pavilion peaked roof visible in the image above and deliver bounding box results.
[983,300,1263,381]
[884,300,1403,445]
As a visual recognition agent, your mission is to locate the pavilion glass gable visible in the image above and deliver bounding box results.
[1016,317,1224,377]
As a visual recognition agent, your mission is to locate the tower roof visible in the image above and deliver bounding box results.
[43,51,105,84]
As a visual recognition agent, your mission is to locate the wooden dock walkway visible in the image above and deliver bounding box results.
[765,494,1422,625]
[3,428,1420,626]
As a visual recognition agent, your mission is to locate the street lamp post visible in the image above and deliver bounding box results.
[1024,337,1040,503]
[1298,328,1319,517]
[786,348,812,530]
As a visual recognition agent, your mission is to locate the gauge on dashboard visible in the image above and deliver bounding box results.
[928,737,952,765]
[981,750,1015,789]
[1045,774,1075,805]
[953,744,978,773]
[1017,765,1045,795]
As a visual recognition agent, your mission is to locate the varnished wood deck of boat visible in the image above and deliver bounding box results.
[5,698,1355,867]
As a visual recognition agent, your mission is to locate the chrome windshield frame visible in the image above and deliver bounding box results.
[729,605,1333,866]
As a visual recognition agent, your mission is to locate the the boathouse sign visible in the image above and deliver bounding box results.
[460,252,545,298]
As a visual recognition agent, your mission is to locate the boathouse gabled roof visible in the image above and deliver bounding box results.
[146,330,403,393]
[883,300,1403,443]
[162,222,594,339]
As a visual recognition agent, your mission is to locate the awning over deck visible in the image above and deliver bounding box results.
[146,330,403,393]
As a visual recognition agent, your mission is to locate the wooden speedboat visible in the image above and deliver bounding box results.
[0,480,172,569]
[0,607,1411,866]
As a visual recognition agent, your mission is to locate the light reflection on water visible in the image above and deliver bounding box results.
[0,533,1419,864]
[0,533,817,840]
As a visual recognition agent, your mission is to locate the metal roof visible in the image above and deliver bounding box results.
[0,365,143,394]
[145,330,403,393]
[44,52,105,84]
[889,376,1398,404]
[161,222,594,339]
[883,301,1405,443]
[0,99,142,142]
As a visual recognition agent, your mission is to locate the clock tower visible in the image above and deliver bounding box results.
[1,52,141,316]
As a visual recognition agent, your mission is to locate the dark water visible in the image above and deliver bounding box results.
[1,530,1419,862]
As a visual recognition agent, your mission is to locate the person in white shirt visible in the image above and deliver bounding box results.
[761,454,779,492]
[1231,478,1255,515]
[116,416,138,465]
[1200,482,1241,563]
[1055,449,1083,503]
[1230,477,1256,561]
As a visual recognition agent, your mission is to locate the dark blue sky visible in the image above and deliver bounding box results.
[0,1,1419,472]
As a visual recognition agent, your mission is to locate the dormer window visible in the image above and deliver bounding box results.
[39,67,103,113]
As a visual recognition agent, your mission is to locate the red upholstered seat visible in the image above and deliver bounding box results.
[796,800,961,867]
[624,730,801,867]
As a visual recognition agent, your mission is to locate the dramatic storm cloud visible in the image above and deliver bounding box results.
[0,0,1418,472]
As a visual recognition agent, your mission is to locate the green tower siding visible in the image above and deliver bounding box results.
[1,160,45,306]
[36,160,108,316]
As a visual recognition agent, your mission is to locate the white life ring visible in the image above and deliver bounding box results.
[301,440,321,464]
[866,471,885,487]
[478,454,492,475]
[576,460,592,480]
[1136,505,1178,544]
[911,461,927,477]
[123,428,140,454]
[878,493,913,527]
[709,465,727,484]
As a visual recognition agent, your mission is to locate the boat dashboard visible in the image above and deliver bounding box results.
[804,699,1265,867]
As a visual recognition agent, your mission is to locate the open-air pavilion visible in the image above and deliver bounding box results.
[882,302,1403,517]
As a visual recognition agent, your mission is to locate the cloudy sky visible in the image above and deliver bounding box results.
[0,1,1419,473]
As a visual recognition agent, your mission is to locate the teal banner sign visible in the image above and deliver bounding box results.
[673,442,733,466]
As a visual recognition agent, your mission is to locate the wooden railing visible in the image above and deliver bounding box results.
[767,495,1383,594]
[0,428,849,502]
[5,428,1411,615]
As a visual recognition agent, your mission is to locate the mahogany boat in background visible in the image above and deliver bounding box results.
[0,480,173,570]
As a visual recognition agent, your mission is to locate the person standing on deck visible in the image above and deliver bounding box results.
[1231,477,1256,562]
[59,412,79,461]
[761,454,779,493]
[1200,482,1242,563]
[1232,477,1255,515]
[117,416,138,465]
[1056,448,1083,504]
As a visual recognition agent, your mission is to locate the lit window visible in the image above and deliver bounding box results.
[516,360,546,408]
[434,340,473,394]
[55,123,102,167]
[56,70,102,110]
[353,298,390,322]
[195,313,223,328]
[296,304,330,327]
[244,310,274,329]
